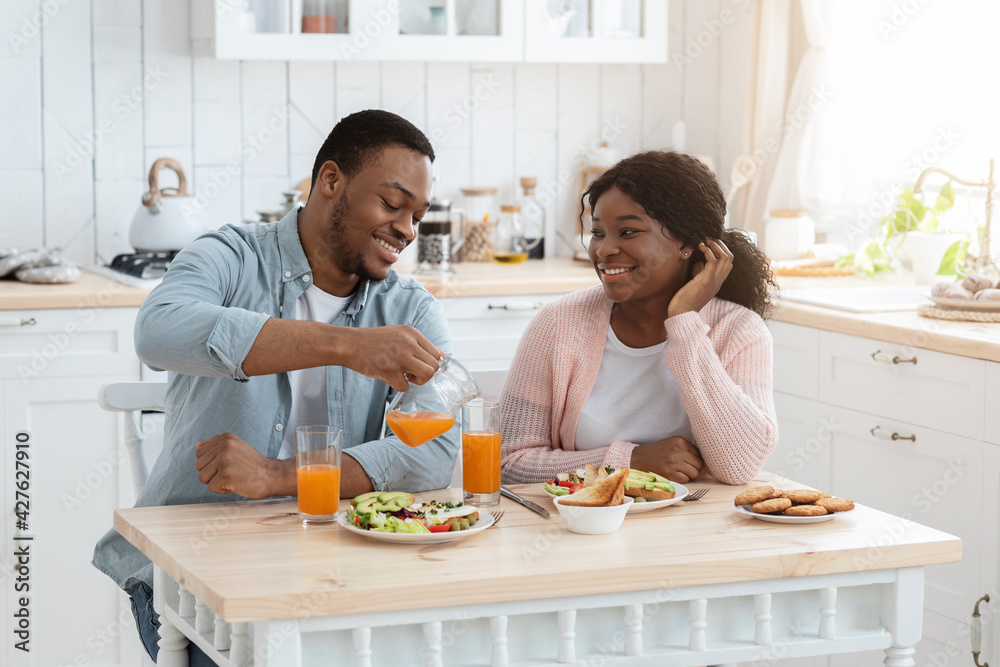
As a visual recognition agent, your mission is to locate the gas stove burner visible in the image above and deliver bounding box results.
[109,251,178,280]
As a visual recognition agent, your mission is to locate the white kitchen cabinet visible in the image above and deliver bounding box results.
[523,0,667,63]
[818,330,986,442]
[770,320,999,667]
[436,293,562,370]
[985,361,1000,445]
[827,405,983,625]
[192,0,667,63]
[769,321,819,399]
[1,308,141,667]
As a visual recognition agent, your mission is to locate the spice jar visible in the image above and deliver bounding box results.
[459,186,498,262]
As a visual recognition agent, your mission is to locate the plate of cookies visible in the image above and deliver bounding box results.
[732,485,856,524]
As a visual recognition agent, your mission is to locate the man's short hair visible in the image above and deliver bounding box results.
[310,110,435,190]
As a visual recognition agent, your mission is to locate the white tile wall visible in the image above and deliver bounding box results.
[0,1,753,265]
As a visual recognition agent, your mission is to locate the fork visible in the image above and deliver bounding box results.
[489,510,504,527]
[683,488,709,502]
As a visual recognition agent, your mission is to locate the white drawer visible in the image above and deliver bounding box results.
[826,404,982,624]
[768,321,819,399]
[437,294,563,371]
[0,307,139,380]
[818,330,985,441]
[987,361,1000,446]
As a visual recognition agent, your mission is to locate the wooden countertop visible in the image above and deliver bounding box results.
[0,271,151,310]
[0,259,599,311]
[772,275,1000,362]
[402,257,600,298]
[115,473,960,623]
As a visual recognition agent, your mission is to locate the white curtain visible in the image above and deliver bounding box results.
[763,0,834,215]
[735,0,792,237]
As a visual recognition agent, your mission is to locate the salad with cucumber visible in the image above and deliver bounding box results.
[345,491,481,534]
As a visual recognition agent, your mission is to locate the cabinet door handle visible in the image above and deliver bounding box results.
[0,317,37,327]
[871,350,917,365]
[870,426,916,442]
[487,302,543,311]
[973,594,990,667]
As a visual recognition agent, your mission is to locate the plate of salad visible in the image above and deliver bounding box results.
[543,467,689,513]
[339,493,495,544]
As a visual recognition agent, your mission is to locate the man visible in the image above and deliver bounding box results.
[93,110,454,665]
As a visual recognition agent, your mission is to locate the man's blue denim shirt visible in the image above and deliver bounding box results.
[93,210,455,590]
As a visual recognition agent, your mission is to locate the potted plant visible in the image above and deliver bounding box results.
[839,181,969,281]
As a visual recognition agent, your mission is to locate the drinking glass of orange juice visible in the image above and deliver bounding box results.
[461,400,501,507]
[295,425,342,524]
[386,356,479,447]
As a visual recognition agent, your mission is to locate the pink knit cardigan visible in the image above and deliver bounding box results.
[499,286,777,485]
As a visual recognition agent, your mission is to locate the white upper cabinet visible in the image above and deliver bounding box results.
[524,0,667,63]
[191,0,667,63]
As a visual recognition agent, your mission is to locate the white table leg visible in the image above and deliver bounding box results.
[624,604,643,656]
[230,622,250,667]
[215,617,232,651]
[820,587,837,639]
[754,593,773,645]
[558,610,576,663]
[883,567,923,667]
[689,599,708,652]
[153,566,189,667]
[353,627,372,667]
[490,616,509,667]
[423,621,443,667]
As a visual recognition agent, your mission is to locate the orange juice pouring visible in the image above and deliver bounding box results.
[386,410,456,447]
[384,356,480,447]
[295,425,342,524]
[461,400,501,507]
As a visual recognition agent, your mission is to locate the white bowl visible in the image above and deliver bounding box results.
[551,496,634,534]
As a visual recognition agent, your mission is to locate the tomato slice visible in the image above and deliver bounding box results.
[568,483,583,493]
[558,480,575,488]
[427,524,452,533]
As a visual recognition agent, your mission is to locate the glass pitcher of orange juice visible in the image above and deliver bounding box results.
[385,356,480,447]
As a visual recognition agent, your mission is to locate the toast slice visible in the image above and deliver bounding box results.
[560,468,628,507]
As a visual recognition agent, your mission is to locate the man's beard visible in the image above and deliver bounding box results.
[325,195,385,285]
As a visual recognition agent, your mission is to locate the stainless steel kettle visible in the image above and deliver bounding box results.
[129,158,210,253]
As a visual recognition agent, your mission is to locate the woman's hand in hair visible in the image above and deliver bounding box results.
[667,238,734,318]
[629,435,705,484]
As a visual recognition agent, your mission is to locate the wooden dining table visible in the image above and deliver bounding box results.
[114,473,960,667]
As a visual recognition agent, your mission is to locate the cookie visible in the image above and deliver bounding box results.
[734,486,775,505]
[784,505,828,517]
[770,488,785,499]
[751,498,792,514]
[815,497,855,513]
[818,491,831,498]
[975,288,1000,301]
[962,274,995,293]
[783,489,823,505]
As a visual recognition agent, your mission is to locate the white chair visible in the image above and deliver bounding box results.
[98,381,168,496]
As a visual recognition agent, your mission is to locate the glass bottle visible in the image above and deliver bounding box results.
[519,177,546,259]
[492,205,541,264]
[385,356,480,447]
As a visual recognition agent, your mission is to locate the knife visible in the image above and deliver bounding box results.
[500,486,550,519]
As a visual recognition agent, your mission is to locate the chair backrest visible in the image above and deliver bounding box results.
[98,381,167,496]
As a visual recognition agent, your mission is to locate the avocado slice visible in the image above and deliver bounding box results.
[353,491,381,506]
[378,491,410,503]
[356,497,377,514]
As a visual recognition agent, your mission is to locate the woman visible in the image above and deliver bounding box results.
[499,150,778,486]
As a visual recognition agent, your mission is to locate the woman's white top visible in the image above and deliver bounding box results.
[574,325,693,451]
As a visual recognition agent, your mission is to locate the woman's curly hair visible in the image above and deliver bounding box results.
[581,150,776,318]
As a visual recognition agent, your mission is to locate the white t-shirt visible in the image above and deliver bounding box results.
[276,285,353,460]
[574,325,693,451]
